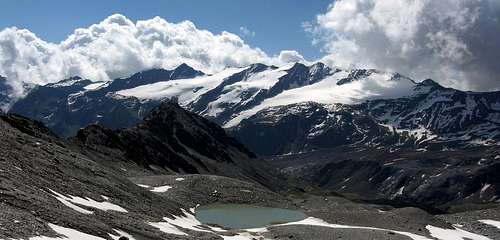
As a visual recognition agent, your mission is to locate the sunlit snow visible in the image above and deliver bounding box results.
[426,225,491,240]
[150,185,173,193]
[479,219,500,230]
[49,189,128,214]
[28,223,107,240]
[116,67,248,103]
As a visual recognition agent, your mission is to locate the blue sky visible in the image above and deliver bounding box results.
[0,0,331,59]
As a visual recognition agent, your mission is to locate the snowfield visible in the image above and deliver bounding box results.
[117,67,248,103]
[225,70,416,127]
[115,62,419,128]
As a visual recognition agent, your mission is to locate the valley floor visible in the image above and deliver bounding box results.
[2,168,500,239]
[119,174,500,240]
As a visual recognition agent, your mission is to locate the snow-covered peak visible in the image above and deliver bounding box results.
[46,76,87,88]
[224,68,417,127]
[112,62,426,128]
[116,66,248,103]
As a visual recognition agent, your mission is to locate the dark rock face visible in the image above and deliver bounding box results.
[365,80,500,144]
[0,113,57,140]
[73,101,254,173]
[270,145,500,211]
[232,102,400,155]
[232,80,500,155]
[10,65,203,137]
[0,76,12,110]
[336,69,378,86]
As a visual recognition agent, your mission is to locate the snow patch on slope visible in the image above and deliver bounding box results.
[280,217,431,240]
[49,189,128,214]
[426,225,491,240]
[109,229,137,240]
[150,185,173,193]
[27,223,107,240]
[479,219,500,229]
[83,82,107,90]
[150,208,226,236]
[203,65,291,117]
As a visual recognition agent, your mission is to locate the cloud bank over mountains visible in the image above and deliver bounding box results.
[0,14,303,99]
[307,0,500,91]
[1,0,499,102]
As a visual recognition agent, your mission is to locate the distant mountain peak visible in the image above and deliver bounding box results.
[129,68,174,79]
[172,63,205,78]
[418,79,442,87]
[288,62,308,72]
[412,79,444,93]
[176,62,191,69]
[45,76,91,89]
[247,63,275,72]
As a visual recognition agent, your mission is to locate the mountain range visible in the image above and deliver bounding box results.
[5,62,500,156]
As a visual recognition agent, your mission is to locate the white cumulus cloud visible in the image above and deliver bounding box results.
[0,14,298,100]
[278,50,306,63]
[308,0,500,91]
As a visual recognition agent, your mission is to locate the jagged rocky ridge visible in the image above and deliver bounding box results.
[72,100,285,190]
[8,62,500,155]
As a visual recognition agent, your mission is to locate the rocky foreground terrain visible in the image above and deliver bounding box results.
[0,101,500,240]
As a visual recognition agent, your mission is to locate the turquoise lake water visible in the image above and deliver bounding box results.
[195,204,307,229]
